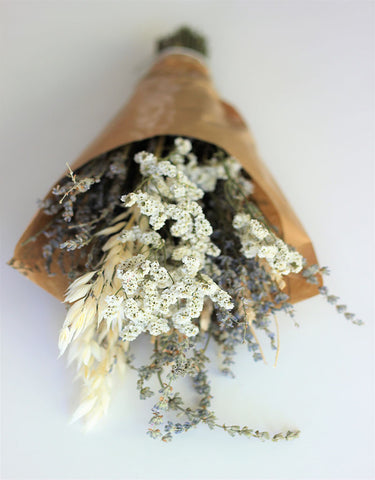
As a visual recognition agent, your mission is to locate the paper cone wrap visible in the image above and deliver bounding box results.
[10,52,320,303]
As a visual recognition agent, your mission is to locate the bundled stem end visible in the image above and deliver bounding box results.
[156,26,208,57]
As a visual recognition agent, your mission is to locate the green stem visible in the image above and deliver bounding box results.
[21,219,54,246]
[202,332,211,353]
[157,370,165,388]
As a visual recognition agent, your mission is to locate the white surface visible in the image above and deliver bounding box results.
[1,1,374,479]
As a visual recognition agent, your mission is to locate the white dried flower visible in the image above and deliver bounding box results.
[182,255,201,277]
[258,245,278,260]
[179,322,199,337]
[156,160,177,178]
[250,219,269,240]
[233,212,304,276]
[233,212,251,230]
[174,137,192,155]
[134,151,158,175]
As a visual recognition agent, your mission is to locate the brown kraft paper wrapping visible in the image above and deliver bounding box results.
[10,52,321,303]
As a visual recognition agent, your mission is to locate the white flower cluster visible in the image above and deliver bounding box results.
[181,153,227,192]
[121,151,221,269]
[175,137,192,155]
[104,139,235,339]
[120,226,164,249]
[171,140,254,195]
[106,253,232,340]
[134,151,178,178]
[233,213,304,276]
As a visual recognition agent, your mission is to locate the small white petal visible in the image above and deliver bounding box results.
[96,221,126,237]
[71,310,88,340]
[90,342,103,362]
[65,284,91,303]
[102,234,122,252]
[67,271,97,292]
[58,327,72,356]
[70,397,97,424]
[81,344,91,366]
[62,299,85,328]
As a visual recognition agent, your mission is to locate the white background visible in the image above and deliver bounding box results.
[1,1,374,479]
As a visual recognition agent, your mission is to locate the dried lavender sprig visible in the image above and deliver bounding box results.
[35,145,136,277]
[130,332,298,442]
[303,265,363,325]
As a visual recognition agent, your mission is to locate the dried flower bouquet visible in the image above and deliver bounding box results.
[10,28,361,442]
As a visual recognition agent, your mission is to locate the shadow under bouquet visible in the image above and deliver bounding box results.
[10,27,361,441]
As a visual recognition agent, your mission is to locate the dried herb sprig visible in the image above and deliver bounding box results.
[127,331,299,442]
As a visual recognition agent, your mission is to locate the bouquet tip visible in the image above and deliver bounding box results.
[156,26,208,57]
